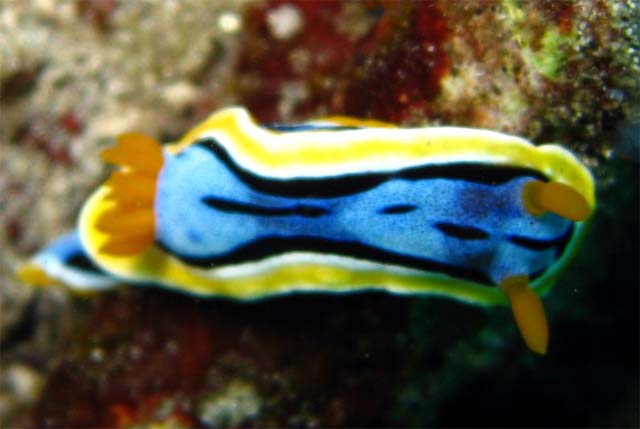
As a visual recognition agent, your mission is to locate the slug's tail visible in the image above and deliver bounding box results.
[96,133,163,255]
[16,231,118,291]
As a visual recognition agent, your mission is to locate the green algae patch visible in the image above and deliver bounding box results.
[503,0,579,81]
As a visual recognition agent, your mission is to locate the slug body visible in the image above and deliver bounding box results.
[19,107,595,354]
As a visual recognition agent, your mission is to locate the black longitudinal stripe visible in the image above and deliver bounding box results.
[196,139,548,199]
[202,196,329,218]
[158,236,495,286]
[378,204,418,214]
[509,235,554,251]
[435,222,489,240]
[263,124,361,132]
[66,252,104,274]
[509,224,574,255]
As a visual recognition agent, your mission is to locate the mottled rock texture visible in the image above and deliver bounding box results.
[1,1,637,427]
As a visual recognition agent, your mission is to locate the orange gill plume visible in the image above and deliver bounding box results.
[96,133,163,255]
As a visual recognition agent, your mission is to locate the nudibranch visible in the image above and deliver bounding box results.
[18,107,595,354]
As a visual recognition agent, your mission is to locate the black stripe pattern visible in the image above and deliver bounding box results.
[435,222,490,240]
[156,138,573,288]
[196,139,547,198]
[158,236,494,286]
[202,196,329,218]
[263,124,361,132]
[509,226,573,252]
[378,204,418,214]
[66,252,104,274]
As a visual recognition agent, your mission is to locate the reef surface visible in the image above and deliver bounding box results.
[0,1,638,427]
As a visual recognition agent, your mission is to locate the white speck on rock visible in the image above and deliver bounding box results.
[278,80,308,119]
[218,11,242,33]
[198,380,262,427]
[266,4,303,40]
[5,364,44,402]
[162,81,198,109]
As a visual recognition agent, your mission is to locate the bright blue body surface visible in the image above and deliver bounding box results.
[156,142,572,285]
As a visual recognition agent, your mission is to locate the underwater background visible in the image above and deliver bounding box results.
[0,1,638,427]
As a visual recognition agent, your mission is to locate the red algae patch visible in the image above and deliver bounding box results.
[235,0,451,123]
[31,289,409,428]
[342,1,450,122]
[236,0,357,122]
